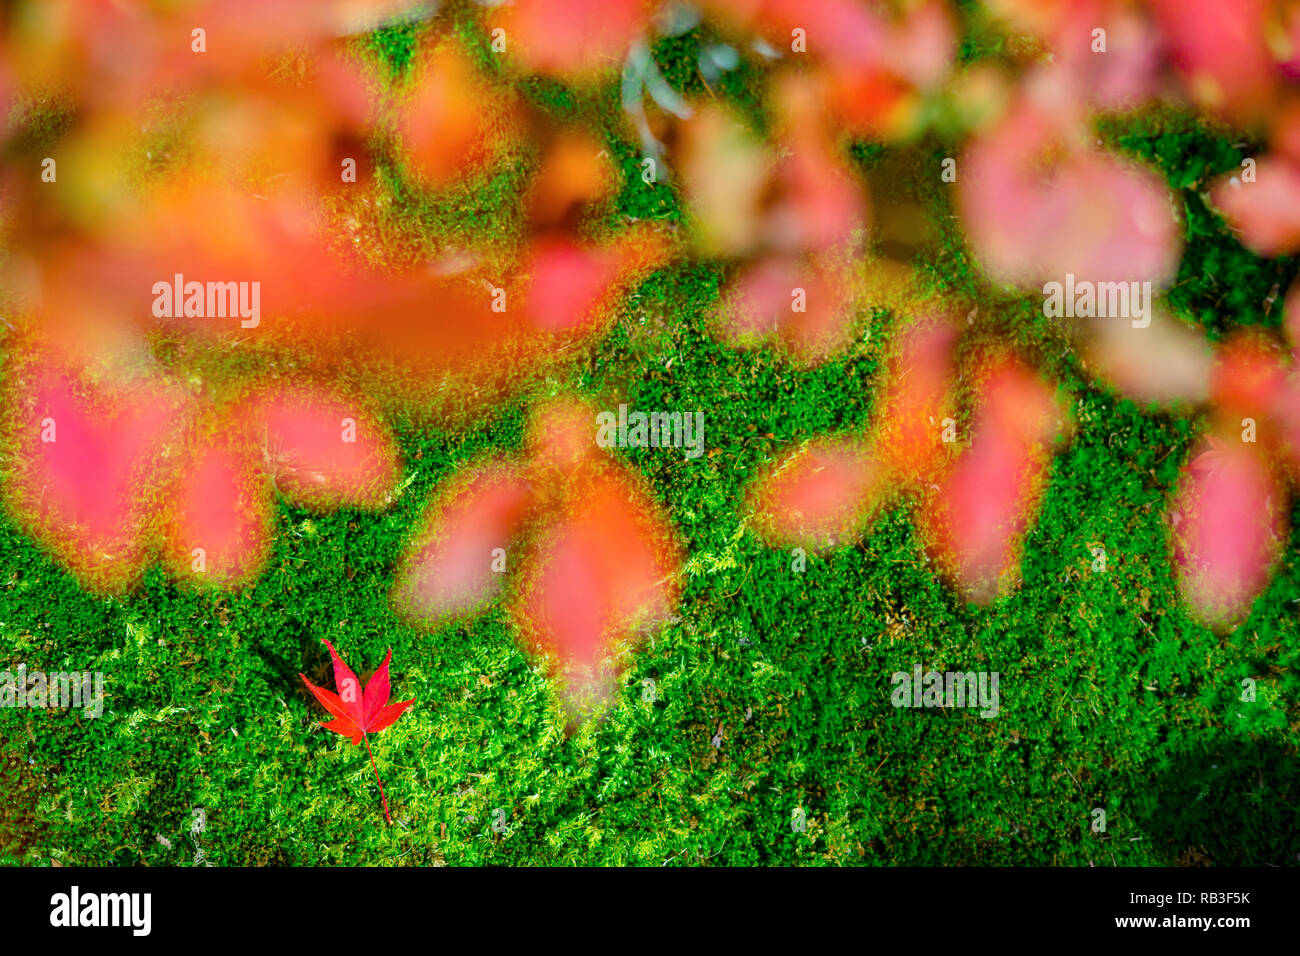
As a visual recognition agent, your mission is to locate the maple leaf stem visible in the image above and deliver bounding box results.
[363,733,392,826]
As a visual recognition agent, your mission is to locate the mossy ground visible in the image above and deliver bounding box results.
[1,8,1297,866]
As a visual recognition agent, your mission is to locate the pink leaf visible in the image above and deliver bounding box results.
[920,356,1067,602]
[959,95,1181,289]
[1209,330,1290,423]
[519,230,668,334]
[247,384,401,510]
[3,355,191,591]
[1149,0,1278,122]
[392,397,682,709]
[490,0,652,77]
[1169,435,1289,628]
[1210,157,1300,258]
[512,465,680,703]
[162,439,271,587]
[748,437,881,549]
[1085,307,1214,407]
[393,460,535,623]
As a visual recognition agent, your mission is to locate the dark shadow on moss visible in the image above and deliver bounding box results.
[0,750,49,864]
[1135,739,1300,866]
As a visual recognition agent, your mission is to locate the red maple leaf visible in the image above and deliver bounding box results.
[300,639,414,825]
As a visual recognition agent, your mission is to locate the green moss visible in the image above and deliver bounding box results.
[1,5,1296,868]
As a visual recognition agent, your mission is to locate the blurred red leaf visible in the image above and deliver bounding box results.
[395,397,681,710]
[393,460,535,621]
[919,354,1068,602]
[398,41,520,187]
[747,437,881,549]
[490,0,653,78]
[2,348,193,591]
[1149,0,1279,122]
[959,93,1181,289]
[871,315,960,486]
[1,334,401,592]
[246,384,401,511]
